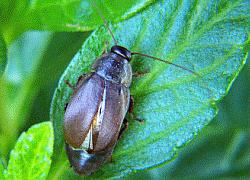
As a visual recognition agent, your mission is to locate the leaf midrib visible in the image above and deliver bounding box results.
[134,44,243,97]
[132,0,243,96]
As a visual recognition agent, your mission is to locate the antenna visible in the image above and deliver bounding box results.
[91,2,198,76]
[91,2,118,45]
[132,52,200,76]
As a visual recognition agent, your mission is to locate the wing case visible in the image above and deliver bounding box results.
[64,73,105,148]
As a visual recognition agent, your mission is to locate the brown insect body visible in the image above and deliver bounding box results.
[63,4,198,175]
[64,46,132,175]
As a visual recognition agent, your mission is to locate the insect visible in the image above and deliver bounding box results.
[63,5,198,176]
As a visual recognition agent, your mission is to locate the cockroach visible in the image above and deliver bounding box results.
[63,5,198,176]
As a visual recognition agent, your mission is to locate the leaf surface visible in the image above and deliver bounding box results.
[138,63,250,179]
[50,0,249,178]
[5,122,54,179]
[0,34,6,76]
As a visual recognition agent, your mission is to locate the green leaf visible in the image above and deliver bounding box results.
[5,122,54,179]
[0,34,7,76]
[0,32,52,157]
[1,0,154,43]
[0,158,5,179]
[50,0,249,178]
[134,62,250,179]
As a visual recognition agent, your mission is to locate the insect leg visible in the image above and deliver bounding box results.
[64,103,68,111]
[76,74,87,88]
[64,73,88,90]
[118,118,129,140]
[107,156,113,163]
[129,96,144,123]
[132,70,149,78]
[102,41,109,54]
[64,80,75,89]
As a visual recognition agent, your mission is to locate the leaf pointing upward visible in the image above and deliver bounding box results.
[50,0,249,178]
[6,122,54,179]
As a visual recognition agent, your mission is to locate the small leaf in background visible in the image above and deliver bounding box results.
[5,122,54,180]
[0,34,7,76]
[50,0,249,178]
[1,0,154,43]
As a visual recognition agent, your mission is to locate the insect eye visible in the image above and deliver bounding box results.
[111,45,132,61]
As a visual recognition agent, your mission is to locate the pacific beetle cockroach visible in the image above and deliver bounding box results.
[63,4,198,176]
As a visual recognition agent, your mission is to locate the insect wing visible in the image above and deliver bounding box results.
[94,80,130,152]
[64,73,105,148]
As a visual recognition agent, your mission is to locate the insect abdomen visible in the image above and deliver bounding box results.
[64,71,130,175]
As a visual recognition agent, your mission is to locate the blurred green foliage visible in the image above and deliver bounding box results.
[0,0,249,179]
[0,31,88,161]
[0,0,154,43]
[0,34,6,75]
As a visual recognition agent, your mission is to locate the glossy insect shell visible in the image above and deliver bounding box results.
[64,45,132,175]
